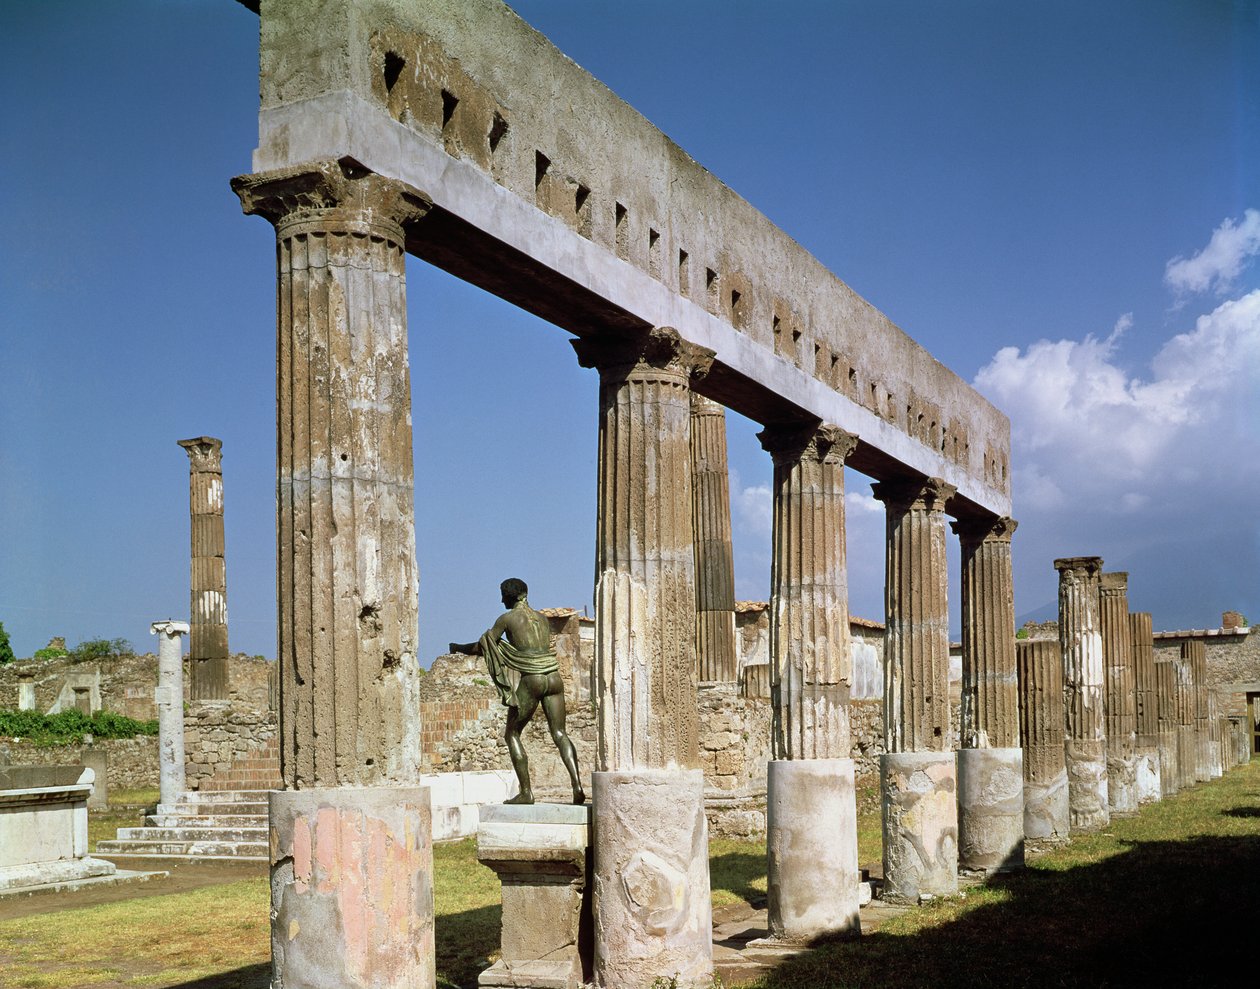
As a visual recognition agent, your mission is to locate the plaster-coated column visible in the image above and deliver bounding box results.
[1154,658,1180,796]
[150,620,189,808]
[873,476,957,902]
[1173,647,1197,789]
[953,516,1023,872]
[1099,573,1137,814]
[1129,612,1162,802]
[1054,556,1109,832]
[234,159,434,989]
[690,394,738,685]
[177,436,229,701]
[1017,639,1069,839]
[757,422,860,940]
[573,325,714,987]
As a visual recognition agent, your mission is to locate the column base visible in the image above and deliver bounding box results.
[956,748,1024,873]
[1157,732,1179,796]
[1195,735,1213,783]
[476,803,591,989]
[269,787,434,989]
[1023,769,1069,840]
[592,769,712,988]
[880,751,958,903]
[765,759,860,942]
[1065,740,1109,832]
[1134,744,1161,804]
[1107,751,1139,815]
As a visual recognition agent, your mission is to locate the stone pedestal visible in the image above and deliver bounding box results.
[477,804,591,989]
[1016,638,1069,839]
[880,751,958,902]
[956,748,1024,872]
[81,748,108,810]
[151,620,189,808]
[765,759,860,941]
[1054,557,1109,832]
[591,770,711,987]
[269,787,434,989]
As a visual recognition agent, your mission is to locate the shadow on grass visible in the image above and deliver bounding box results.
[165,963,269,989]
[1223,805,1260,818]
[751,832,1260,988]
[436,902,501,989]
[710,850,767,907]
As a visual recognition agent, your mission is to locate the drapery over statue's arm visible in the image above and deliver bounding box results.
[449,632,559,708]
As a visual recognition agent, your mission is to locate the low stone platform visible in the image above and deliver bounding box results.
[0,868,168,902]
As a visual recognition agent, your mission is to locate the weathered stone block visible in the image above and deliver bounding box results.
[956,747,1023,873]
[880,751,957,903]
[1023,770,1069,840]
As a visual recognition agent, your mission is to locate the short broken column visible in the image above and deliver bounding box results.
[1016,638,1069,839]
[1129,611,1161,803]
[1054,557,1109,832]
[1154,657,1180,797]
[758,422,861,940]
[1173,646,1197,790]
[691,393,739,686]
[177,436,230,702]
[150,620,190,808]
[573,326,714,987]
[477,804,591,989]
[1099,573,1137,814]
[873,476,958,902]
[952,515,1023,873]
[234,159,434,989]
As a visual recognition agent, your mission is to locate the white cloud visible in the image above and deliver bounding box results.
[1164,209,1260,297]
[734,483,772,538]
[845,491,883,514]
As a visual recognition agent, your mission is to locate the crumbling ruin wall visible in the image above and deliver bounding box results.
[0,736,158,791]
[184,707,278,791]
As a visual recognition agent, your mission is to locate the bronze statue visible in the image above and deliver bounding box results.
[450,578,585,805]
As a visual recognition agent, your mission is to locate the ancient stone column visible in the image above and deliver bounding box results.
[1016,639,1069,839]
[1099,573,1137,814]
[1208,691,1224,778]
[1054,556,1109,832]
[1174,646,1197,789]
[1186,639,1212,783]
[572,326,714,987]
[150,620,189,808]
[1154,658,1180,796]
[757,422,860,940]
[234,159,434,989]
[953,515,1023,872]
[690,394,738,686]
[1129,612,1162,802]
[177,436,230,702]
[873,476,958,902]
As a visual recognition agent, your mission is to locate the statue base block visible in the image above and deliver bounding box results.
[477,803,591,989]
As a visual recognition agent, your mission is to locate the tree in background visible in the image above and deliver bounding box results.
[0,622,13,665]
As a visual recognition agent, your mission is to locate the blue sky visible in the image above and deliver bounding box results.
[1,1,1257,662]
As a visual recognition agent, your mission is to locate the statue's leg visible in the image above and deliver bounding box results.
[504,687,540,804]
[540,677,585,804]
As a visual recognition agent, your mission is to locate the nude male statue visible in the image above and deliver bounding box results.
[450,578,585,805]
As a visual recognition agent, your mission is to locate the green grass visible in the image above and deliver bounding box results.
[87,788,160,852]
[7,762,1260,988]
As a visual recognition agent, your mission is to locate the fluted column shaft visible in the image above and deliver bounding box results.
[1173,646,1197,788]
[1130,612,1158,747]
[1188,638,1211,781]
[954,517,1019,749]
[758,423,858,760]
[874,478,955,752]
[178,436,229,701]
[1155,658,1180,795]
[234,160,430,789]
[1100,572,1136,812]
[574,326,713,772]
[1055,556,1108,830]
[1017,639,1066,784]
[690,394,738,685]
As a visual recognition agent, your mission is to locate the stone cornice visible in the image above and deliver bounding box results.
[871,476,956,514]
[756,421,858,468]
[571,326,714,382]
[232,157,431,240]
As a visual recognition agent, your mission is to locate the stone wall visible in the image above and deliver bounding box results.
[184,706,278,791]
[1154,626,1258,717]
[0,736,158,791]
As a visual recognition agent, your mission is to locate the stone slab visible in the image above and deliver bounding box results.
[0,867,167,901]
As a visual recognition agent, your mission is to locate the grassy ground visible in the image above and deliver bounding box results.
[3,763,1258,988]
[87,788,159,853]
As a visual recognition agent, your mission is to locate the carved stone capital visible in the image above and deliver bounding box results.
[231,157,431,242]
[951,515,1018,547]
[690,392,725,418]
[177,436,223,473]
[871,476,956,514]
[572,326,715,383]
[756,422,858,468]
[150,620,191,639]
[1053,556,1103,578]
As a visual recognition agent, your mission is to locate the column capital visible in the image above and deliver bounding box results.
[1053,556,1103,578]
[690,392,725,417]
[571,325,714,382]
[1099,571,1129,594]
[950,514,1018,547]
[757,421,858,468]
[871,476,955,513]
[177,436,222,472]
[150,620,190,638]
[231,157,431,240]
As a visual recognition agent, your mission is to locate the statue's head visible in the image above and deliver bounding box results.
[501,577,528,607]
